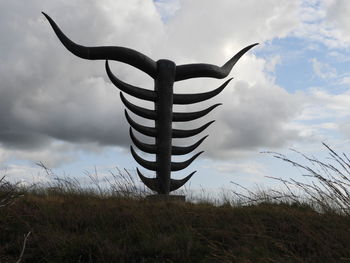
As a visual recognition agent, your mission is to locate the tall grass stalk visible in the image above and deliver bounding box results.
[34,162,150,199]
[0,175,22,208]
[265,142,350,215]
[1,175,31,263]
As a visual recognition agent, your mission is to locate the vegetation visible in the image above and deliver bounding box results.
[1,144,350,262]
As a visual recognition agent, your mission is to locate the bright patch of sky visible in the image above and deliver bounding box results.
[154,0,180,22]
[261,37,350,94]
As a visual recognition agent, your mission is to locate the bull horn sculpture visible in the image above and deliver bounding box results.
[43,12,258,195]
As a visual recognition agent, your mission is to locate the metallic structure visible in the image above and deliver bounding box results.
[43,12,257,195]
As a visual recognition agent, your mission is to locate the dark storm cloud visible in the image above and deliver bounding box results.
[0,0,162,150]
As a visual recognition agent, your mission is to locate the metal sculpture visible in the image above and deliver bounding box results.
[43,12,258,195]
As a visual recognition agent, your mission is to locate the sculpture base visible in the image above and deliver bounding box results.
[146,194,186,202]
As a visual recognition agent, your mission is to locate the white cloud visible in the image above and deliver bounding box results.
[154,0,180,22]
[339,76,350,85]
[310,89,350,116]
[161,0,300,63]
[4,0,347,173]
[214,161,268,178]
[0,163,51,185]
[264,55,282,73]
[325,0,350,45]
[194,53,307,159]
[294,0,350,48]
[291,87,350,142]
[310,58,337,79]
[0,140,79,168]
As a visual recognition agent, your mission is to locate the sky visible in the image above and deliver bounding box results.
[1,0,350,195]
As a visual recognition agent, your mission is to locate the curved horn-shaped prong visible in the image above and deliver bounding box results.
[173,104,221,122]
[130,128,157,154]
[125,110,157,137]
[170,171,196,192]
[120,92,157,120]
[173,79,232,105]
[136,168,159,192]
[106,61,157,101]
[172,121,215,138]
[42,12,157,78]
[171,151,203,171]
[137,168,196,192]
[175,43,258,81]
[172,135,208,155]
[130,146,157,171]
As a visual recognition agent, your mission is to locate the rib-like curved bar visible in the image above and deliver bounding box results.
[172,135,208,155]
[125,110,157,137]
[169,171,196,191]
[171,151,204,171]
[132,146,203,173]
[130,128,157,154]
[136,168,160,192]
[172,104,221,122]
[130,146,157,171]
[173,79,232,104]
[175,43,258,81]
[120,92,157,120]
[136,169,196,192]
[42,12,157,78]
[106,61,157,101]
[172,120,215,138]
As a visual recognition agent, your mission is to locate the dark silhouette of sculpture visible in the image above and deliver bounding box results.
[43,12,258,195]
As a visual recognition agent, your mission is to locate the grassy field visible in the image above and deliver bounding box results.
[1,144,350,262]
[1,188,350,263]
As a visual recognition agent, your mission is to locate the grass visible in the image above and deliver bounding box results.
[1,143,350,262]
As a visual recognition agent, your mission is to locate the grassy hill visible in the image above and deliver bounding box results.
[1,144,350,262]
[1,188,350,263]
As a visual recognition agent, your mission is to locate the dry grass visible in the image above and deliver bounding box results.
[263,143,350,215]
[0,143,350,262]
[1,189,350,262]
[0,176,31,263]
[0,176,21,209]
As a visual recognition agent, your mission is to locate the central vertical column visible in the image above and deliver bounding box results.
[154,59,176,195]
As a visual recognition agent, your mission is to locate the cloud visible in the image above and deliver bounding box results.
[202,80,305,159]
[324,0,350,46]
[0,140,81,168]
[289,87,350,143]
[154,0,180,22]
[308,89,350,117]
[157,0,306,159]
[310,58,337,79]
[339,76,350,85]
[214,161,268,178]
[0,164,51,185]
[160,0,300,63]
[0,0,162,152]
[0,0,322,168]
[294,0,350,48]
